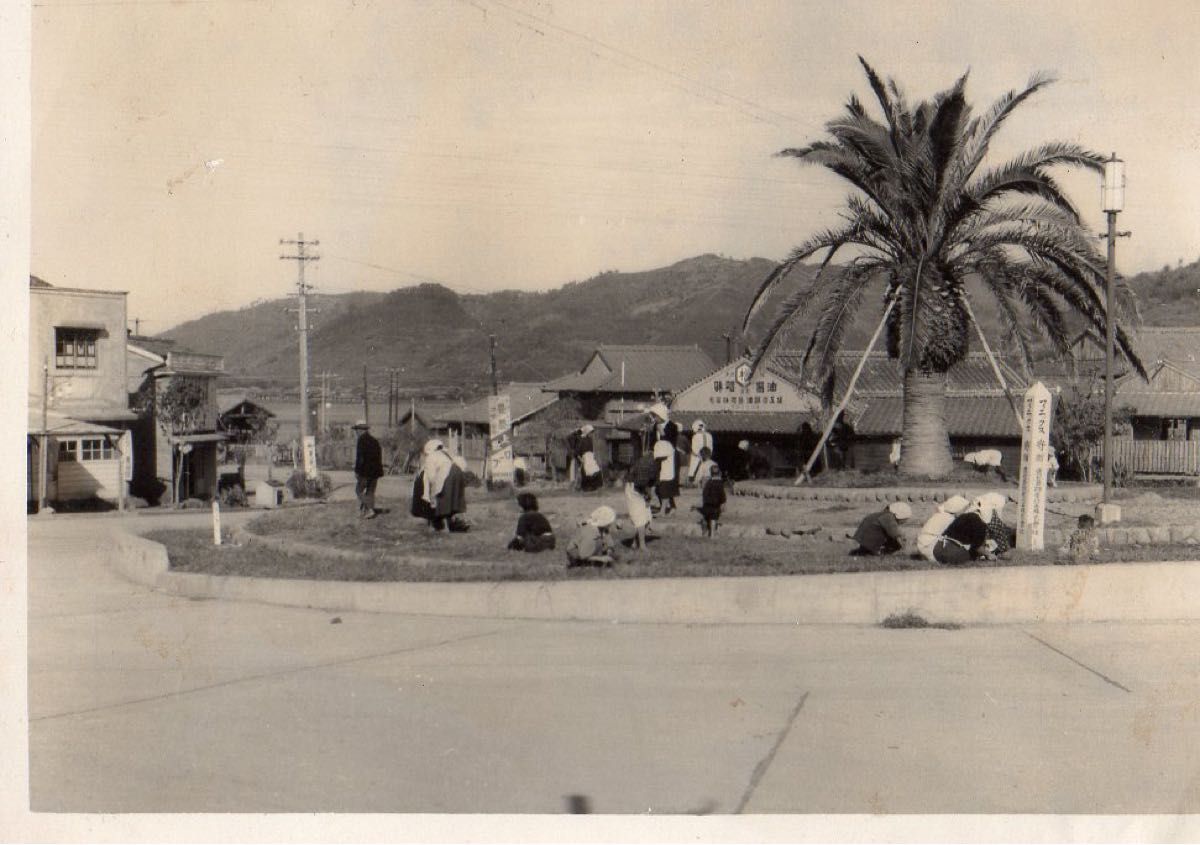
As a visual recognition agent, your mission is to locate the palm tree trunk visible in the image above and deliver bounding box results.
[898,369,954,476]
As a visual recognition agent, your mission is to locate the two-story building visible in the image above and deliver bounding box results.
[127,336,227,504]
[28,277,137,511]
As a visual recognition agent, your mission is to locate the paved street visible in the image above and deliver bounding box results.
[27,516,1200,814]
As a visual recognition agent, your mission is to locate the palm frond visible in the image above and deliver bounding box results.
[802,261,886,380]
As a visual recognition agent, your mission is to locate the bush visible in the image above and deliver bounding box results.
[286,470,332,499]
[219,483,248,508]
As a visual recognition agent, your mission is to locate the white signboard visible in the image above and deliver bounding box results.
[488,394,514,483]
[1016,381,1053,551]
[302,435,318,479]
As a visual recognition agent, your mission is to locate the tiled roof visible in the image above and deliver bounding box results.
[670,410,821,434]
[1134,327,1200,376]
[852,395,1022,438]
[216,391,275,417]
[768,351,1028,398]
[436,382,558,426]
[1114,392,1200,417]
[548,345,717,394]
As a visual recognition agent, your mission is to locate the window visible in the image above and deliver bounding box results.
[1165,418,1188,441]
[55,328,99,369]
[80,438,113,461]
[58,440,77,462]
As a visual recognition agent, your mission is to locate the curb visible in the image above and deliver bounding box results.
[103,525,1200,626]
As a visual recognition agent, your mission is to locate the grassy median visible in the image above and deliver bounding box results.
[146,492,1200,583]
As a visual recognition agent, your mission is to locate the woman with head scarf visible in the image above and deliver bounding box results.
[412,439,468,532]
[917,495,970,561]
[849,501,912,555]
[973,491,1015,557]
[933,496,1000,564]
[688,419,714,484]
[576,424,603,492]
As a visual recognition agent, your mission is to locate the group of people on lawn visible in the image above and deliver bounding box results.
[354,407,1086,570]
[849,493,1016,564]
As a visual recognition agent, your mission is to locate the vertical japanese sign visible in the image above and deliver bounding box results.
[302,434,318,479]
[488,393,514,484]
[1016,381,1053,551]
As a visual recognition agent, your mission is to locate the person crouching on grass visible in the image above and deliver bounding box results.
[848,501,911,555]
[507,492,556,553]
[565,506,619,567]
[697,464,726,537]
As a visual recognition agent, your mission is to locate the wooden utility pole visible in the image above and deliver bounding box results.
[317,371,338,434]
[362,364,369,424]
[488,334,499,396]
[39,357,49,511]
[280,233,319,472]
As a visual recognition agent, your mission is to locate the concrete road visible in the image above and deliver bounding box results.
[27,517,1200,814]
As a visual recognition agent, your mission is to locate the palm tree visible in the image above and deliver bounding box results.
[743,58,1145,476]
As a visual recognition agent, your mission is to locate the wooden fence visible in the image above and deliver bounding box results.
[1106,438,1200,475]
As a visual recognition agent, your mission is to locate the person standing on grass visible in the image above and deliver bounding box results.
[575,424,603,492]
[848,501,911,555]
[688,420,713,484]
[652,436,680,514]
[352,420,383,520]
[698,464,726,537]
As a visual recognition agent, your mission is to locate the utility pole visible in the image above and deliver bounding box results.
[1099,154,1129,509]
[317,371,338,434]
[362,364,369,425]
[281,233,320,474]
[39,357,49,512]
[722,332,734,365]
[489,334,499,396]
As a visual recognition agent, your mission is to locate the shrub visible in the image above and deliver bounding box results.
[219,483,248,508]
[286,470,332,499]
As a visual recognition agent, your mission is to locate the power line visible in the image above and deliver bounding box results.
[461,0,805,129]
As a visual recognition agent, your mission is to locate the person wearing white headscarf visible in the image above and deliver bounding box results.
[652,436,679,513]
[934,495,1003,564]
[688,419,714,484]
[849,501,912,555]
[410,439,468,531]
[917,495,970,561]
[964,449,1009,482]
[973,491,1014,556]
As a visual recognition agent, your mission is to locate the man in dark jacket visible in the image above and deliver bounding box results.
[353,420,383,519]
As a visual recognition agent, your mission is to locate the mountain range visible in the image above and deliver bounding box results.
[160,253,1199,399]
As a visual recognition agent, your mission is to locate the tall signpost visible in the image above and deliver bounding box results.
[487,392,514,486]
[1016,381,1054,551]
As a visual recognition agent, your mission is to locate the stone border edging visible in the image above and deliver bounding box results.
[103,525,1200,626]
[732,480,1099,504]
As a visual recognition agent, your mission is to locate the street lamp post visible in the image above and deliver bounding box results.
[1101,153,1125,510]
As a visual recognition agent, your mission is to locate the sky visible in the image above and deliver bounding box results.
[31,0,1200,332]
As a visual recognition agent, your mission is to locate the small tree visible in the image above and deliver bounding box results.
[1052,380,1134,481]
[155,377,210,504]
